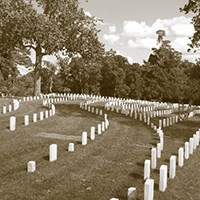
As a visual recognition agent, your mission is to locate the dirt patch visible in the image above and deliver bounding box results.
[36,132,82,141]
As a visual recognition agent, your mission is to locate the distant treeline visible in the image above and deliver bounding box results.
[3,40,200,105]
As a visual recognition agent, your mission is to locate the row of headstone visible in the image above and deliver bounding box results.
[27,98,110,173]
[1,104,12,114]
[82,100,139,200]
[22,95,42,102]
[28,143,58,173]
[1,99,20,115]
[80,101,110,147]
[149,115,180,133]
[144,129,200,196]
[106,103,168,113]
[10,102,55,131]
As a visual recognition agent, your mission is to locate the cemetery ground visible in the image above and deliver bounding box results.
[0,99,200,200]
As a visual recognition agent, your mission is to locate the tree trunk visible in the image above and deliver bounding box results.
[49,76,53,93]
[34,45,43,96]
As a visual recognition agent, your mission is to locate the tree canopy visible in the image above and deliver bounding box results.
[0,0,104,95]
[181,0,200,50]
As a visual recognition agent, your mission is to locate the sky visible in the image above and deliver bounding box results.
[19,0,199,75]
[78,0,199,64]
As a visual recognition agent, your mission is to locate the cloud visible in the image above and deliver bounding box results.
[122,16,194,39]
[123,21,152,37]
[128,38,157,49]
[170,24,194,37]
[101,16,198,64]
[109,25,117,33]
[103,34,120,44]
[171,37,190,52]
[182,54,200,62]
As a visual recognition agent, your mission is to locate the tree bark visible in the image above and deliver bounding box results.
[49,76,53,93]
[34,45,43,96]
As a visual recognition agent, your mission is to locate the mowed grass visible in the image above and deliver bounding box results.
[0,99,200,200]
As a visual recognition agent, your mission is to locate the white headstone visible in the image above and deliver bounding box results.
[3,106,6,114]
[147,117,150,125]
[178,147,184,167]
[90,126,95,140]
[127,187,137,200]
[163,119,166,127]
[159,165,167,192]
[45,110,49,119]
[104,113,108,120]
[189,138,194,154]
[52,104,56,115]
[196,131,200,146]
[157,143,161,158]
[99,110,103,116]
[159,120,162,128]
[102,121,105,132]
[98,124,102,135]
[40,111,44,121]
[49,144,57,162]
[139,113,142,121]
[105,120,109,129]
[144,160,150,180]
[49,109,52,117]
[82,132,87,145]
[68,143,74,152]
[151,148,157,169]
[13,99,20,110]
[160,137,164,151]
[10,116,16,131]
[169,155,176,179]
[24,115,29,126]
[185,142,189,159]
[144,179,154,200]
[27,161,36,172]
[8,104,12,112]
[33,113,37,122]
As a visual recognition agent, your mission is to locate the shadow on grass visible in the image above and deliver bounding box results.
[43,155,49,161]
[150,142,157,146]
[136,162,144,167]
[154,182,159,191]
[152,168,159,174]
[129,172,143,179]
[164,158,169,163]
[116,194,127,200]
[55,104,102,119]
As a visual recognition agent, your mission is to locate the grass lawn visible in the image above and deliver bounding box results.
[0,99,200,200]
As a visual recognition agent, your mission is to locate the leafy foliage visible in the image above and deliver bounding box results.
[181,0,200,50]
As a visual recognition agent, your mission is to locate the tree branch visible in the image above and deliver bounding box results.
[24,44,36,50]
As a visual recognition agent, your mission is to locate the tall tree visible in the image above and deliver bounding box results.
[66,57,102,94]
[124,63,144,100]
[0,0,104,96]
[100,51,130,98]
[41,61,57,93]
[180,0,200,51]
[144,40,183,102]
